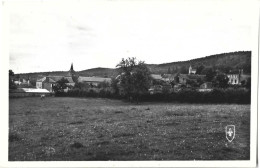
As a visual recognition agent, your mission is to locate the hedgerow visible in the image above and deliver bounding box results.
[55,88,250,104]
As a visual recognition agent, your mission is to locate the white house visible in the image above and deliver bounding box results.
[189,65,197,74]
[227,69,250,85]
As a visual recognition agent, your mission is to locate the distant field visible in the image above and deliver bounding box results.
[9,97,250,161]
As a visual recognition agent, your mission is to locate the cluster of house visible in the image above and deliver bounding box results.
[148,65,250,94]
[149,66,204,94]
[12,64,250,94]
[35,64,111,92]
[13,78,30,86]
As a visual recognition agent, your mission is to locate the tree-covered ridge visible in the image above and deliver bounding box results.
[149,51,251,74]
[15,51,251,79]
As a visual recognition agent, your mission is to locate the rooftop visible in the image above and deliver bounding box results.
[37,76,74,83]
[78,76,112,83]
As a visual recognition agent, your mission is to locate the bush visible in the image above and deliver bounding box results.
[138,88,250,104]
[57,87,250,104]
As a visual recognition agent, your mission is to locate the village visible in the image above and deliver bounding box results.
[9,62,251,98]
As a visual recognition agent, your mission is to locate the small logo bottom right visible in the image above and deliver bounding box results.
[226,125,235,142]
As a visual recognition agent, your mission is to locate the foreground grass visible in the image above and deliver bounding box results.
[9,97,250,160]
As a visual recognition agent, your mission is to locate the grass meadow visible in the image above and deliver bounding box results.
[9,97,250,161]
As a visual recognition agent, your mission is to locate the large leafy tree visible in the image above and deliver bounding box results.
[213,73,229,88]
[167,67,171,74]
[245,77,251,90]
[97,81,110,88]
[53,78,69,93]
[179,66,187,74]
[111,78,119,95]
[9,70,17,90]
[73,82,90,90]
[203,68,216,82]
[9,70,14,76]
[116,57,151,103]
[196,65,205,74]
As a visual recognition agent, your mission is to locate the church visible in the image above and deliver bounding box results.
[36,64,112,92]
[36,64,76,92]
[188,65,196,74]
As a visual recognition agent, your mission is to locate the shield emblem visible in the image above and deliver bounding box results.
[225,125,235,142]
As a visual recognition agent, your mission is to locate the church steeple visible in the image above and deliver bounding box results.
[189,65,192,74]
[66,63,75,77]
[188,65,196,74]
[70,63,74,71]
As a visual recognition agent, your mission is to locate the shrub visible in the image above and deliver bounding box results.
[57,87,250,104]
[139,88,250,104]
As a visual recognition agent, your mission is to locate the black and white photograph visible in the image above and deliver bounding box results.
[1,0,258,167]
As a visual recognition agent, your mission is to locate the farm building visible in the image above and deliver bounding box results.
[13,79,22,85]
[240,74,251,84]
[178,74,205,85]
[148,83,173,94]
[173,83,185,92]
[198,82,213,92]
[161,74,176,82]
[36,76,75,92]
[151,74,176,83]
[22,88,50,93]
[148,85,163,94]
[151,74,163,81]
[77,76,112,86]
[13,78,30,86]
[9,88,51,98]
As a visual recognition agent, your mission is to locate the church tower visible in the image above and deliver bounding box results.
[189,65,192,74]
[67,63,75,77]
[67,63,78,82]
[70,63,74,71]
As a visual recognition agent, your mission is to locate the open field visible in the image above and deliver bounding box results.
[9,97,250,160]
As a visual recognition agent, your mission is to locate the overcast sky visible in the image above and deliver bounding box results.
[7,0,254,73]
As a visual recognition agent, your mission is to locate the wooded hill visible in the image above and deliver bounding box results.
[147,51,251,74]
[16,51,251,80]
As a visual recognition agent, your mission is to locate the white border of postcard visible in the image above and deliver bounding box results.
[0,0,258,167]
